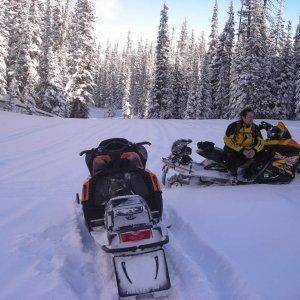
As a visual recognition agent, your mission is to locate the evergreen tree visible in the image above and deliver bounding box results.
[214,2,235,118]
[277,21,295,119]
[148,4,173,119]
[0,0,8,96]
[122,32,133,118]
[202,0,218,118]
[52,0,63,52]
[197,53,212,118]
[185,32,204,119]
[13,0,43,107]
[265,0,286,119]
[38,0,66,116]
[67,0,95,118]
[5,0,29,95]
[229,0,269,118]
[294,19,300,119]
[173,20,189,118]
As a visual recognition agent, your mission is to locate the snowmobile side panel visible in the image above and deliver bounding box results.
[113,249,171,298]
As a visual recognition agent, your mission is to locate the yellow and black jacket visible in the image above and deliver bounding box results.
[224,120,264,153]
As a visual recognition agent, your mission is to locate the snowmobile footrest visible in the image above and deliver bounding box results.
[90,218,105,228]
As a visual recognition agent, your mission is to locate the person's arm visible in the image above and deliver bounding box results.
[223,122,243,153]
[252,125,265,153]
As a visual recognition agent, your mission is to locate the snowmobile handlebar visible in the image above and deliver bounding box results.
[79,141,151,157]
[258,121,273,131]
[79,149,94,156]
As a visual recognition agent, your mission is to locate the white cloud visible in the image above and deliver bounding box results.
[93,0,121,24]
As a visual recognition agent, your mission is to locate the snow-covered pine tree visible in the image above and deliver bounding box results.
[143,43,155,118]
[228,0,269,118]
[0,0,8,97]
[294,19,300,119]
[13,0,43,108]
[214,2,235,118]
[185,31,203,119]
[41,46,67,116]
[140,43,156,118]
[93,43,103,107]
[148,4,173,119]
[121,32,133,118]
[66,0,95,118]
[197,53,212,118]
[98,42,111,110]
[276,21,295,119]
[58,0,70,87]
[122,65,132,118]
[38,0,66,116]
[202,0,218,118]
[5,0,29,97]
[173,20,189,119]
[263,0,286,119]
[103,43,123,118]
[130,41,144,117]
[51,0,63,52]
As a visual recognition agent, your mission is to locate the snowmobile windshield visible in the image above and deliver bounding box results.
[110,195,144,208]
[112,206,151,230]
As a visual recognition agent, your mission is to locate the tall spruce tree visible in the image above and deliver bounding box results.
[294,19,300,119]
[214,2,235,118]
[13,0,43,107]
[229,0,269,118]
[277,21,295,119]
[5,0,28,97]
[0,0,8,97]
[67,0,95,118]
[173,20,189,118]
[262,1,285,119]
[38,0,66,116]
[185,32,204,119]
[148,4,173,119]
[200,0,218,118]
[121,32,133,118]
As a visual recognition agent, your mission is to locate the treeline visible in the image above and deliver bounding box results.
[0,0,299,120]
[0,0,95,117]
[97,0,300,120]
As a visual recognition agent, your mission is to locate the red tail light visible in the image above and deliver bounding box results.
[120,229,152,243]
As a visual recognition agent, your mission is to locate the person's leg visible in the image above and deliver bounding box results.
[225,149,249,176]
[225,150,239,176]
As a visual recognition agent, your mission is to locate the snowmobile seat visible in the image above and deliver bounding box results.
[82,138,149,175]
[197,141,225,164]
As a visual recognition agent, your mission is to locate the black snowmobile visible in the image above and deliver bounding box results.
[162,122,300,187]
[76,138,171,299]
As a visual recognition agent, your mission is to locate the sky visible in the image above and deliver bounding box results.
[92,0,300,48]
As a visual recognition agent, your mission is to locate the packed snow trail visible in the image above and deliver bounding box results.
[0,110,300,299]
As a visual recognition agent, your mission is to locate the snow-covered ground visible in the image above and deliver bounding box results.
[0,110,300,300]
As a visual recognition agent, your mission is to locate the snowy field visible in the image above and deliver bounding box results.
[0,110,300,300]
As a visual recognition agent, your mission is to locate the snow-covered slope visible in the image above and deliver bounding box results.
[0,110,300,300]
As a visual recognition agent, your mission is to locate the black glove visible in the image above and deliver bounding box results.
[197,141,215,151]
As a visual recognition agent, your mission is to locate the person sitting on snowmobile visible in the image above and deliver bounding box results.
[224,107,264,182]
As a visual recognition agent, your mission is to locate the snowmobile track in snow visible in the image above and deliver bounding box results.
[165,206,262,300]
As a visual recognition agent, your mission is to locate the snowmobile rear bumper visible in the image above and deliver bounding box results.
[101,235,169,253]
[113,248,171,298]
